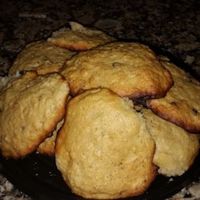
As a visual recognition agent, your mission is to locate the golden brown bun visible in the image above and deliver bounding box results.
[48,21,116,51]
[62,42,173,98]
[143,108,199,176]
[147,57,200,132]
[9,41,75,75]
[56,88,156,199]
[0,71,69,158]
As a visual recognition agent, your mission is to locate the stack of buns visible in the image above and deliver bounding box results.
[0,22,199,199]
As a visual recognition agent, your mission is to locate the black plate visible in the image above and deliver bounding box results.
[0,153,200,200]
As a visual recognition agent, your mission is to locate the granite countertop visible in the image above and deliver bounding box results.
[0,0,200,199]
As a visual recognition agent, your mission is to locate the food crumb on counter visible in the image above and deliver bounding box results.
[0,175,31,200]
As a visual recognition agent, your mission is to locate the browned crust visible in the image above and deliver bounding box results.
[69,76,174,100]
[51,41,93,51]
[147,102,200,133]
[127,77,173,100]
[147,57,200,133]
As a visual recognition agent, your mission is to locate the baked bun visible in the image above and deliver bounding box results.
[56,88,156,199]
[9,41,75,75]
[0,71,69,158]
[143,108,199,176]
[147,57,200,132]
[48,21,116,51]
[62,42,173,98]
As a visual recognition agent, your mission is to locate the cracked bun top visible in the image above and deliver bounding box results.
[62,42,173,98]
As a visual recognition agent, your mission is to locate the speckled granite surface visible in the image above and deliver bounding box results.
[0,0,200,199]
